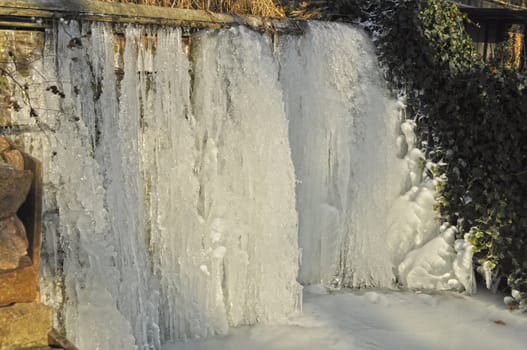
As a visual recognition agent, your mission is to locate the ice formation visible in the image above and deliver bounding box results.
[279,22,471,290]
[19,22,300,348]
[280,22,400,288]
[8,19,475,350]
[399,224,463,291]
[145,26,301,341]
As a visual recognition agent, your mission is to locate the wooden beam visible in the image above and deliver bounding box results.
[0,21,47,30]
[0,0,303,33]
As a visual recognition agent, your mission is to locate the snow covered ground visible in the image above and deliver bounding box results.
[164,288,527,350]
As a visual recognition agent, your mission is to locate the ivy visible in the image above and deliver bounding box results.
[335,0,527,308]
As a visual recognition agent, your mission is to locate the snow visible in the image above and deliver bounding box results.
[164,290,527,350]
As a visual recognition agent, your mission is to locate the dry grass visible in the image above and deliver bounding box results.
[98,0,287,18]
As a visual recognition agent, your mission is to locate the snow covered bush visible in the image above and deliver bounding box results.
[335,0,527,309]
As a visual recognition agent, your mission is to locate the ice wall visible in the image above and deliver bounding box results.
[279,22,471,290]
[9,18,474,350]
[26,22,160,350]
[143,26,301,341]
[16,22,300,349]
[280,22,400,288]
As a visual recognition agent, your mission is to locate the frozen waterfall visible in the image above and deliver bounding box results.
[280,22,402,287]
[280,22,457,289]
[8,19,473,350]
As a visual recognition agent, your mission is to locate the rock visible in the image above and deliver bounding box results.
[49,329,79,350]
[0,216,28,270]
[0,136,10,154]
[0,302,52,350]
[2,149,24,170]
[0,165,32,220]
[0,256,38,306]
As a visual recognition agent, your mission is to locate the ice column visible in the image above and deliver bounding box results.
[21,22,161,349]
[145,26,301,340]
[280,22,402,288]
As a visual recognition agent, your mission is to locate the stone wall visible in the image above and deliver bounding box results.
[0,136,53,350]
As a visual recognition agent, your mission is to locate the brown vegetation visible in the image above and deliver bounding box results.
[97,0,287,18]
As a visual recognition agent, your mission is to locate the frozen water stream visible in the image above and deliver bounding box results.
[12,20,475,349]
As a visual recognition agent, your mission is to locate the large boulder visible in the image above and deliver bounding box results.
[0,302,52,350]
[0,136,24,170]
[0,216,28,270]
[0,137,9,154]
[0,256,38,306]
[0,164,32,220]
[2,149,25,170]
